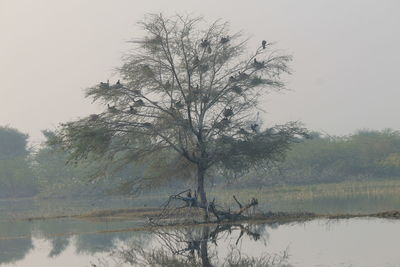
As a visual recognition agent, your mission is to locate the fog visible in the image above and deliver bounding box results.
[1,0,400,144]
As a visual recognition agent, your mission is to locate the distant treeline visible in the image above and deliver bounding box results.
[0,127,37,198]
[241,130,400,187]
[1,126,400,198]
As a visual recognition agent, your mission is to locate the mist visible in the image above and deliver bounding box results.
[1,0,400,144]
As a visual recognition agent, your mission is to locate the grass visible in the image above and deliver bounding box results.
[211,179,400,202]
[208,179,400,213]
[2,179,400,221]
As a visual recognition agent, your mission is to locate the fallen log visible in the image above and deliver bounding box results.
[209,196,258,222]
[153,189,259,224]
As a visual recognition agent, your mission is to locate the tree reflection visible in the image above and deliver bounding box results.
[0,238,33,265]
[48,236,69,257]
[93,223,290,267]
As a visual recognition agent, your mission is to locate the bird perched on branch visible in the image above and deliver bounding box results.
[253,58,265,69]
[133,99,145,107]
[129,106,137,114]
[223,108,234,118]
[99,80,109,89]
[175,100,184,109]
[193,56,200,66]
[107,104,117,113]
[262,40,267,49]
[251,123,259,133]
[113,80,123,89]
[200,39,210,48]
[220,36,230,44]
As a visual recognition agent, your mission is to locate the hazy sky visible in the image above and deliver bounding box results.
[1,0,400,145]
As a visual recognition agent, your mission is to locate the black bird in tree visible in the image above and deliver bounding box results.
[220,36,230,44]
[253,58,265,69]
[193,56,200,66]
[107,104,117,113]
[200,39,210,48]
[112,79,123,89]
[223,108,234,118]
[262,40,267,49]
[251,123,259,133]
[133,99,145,107]
[175,100,184,109]
[99,80,109,89]
[129,106,137,114]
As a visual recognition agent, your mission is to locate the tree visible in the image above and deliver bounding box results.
[0,126,37,198]
[52,14,307,212]
[34,130,145,198]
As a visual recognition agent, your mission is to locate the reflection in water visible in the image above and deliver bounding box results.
[2,218,400,266]
[103,224,289,267]
[48,237,69,258]
[0,239,33,265]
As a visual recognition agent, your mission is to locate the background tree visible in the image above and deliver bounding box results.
[34,130,144,198]
[52,14,307,208]
[0,126,37,198]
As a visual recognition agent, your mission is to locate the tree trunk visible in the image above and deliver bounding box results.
[197,165,208,220]
[200,226,213,267]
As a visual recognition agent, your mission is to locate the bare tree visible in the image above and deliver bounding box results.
[52,14,307,216]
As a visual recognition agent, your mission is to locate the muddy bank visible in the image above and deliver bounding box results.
[20,207,400,226]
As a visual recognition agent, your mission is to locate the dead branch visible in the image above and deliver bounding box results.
[153,190,258,224]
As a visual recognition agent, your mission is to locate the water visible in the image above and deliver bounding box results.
[1,217,399,266]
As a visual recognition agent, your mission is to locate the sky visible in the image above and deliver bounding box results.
[1,0,400,145]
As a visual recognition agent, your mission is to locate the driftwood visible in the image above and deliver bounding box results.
[209,195,258,222]
[156,189,259,223]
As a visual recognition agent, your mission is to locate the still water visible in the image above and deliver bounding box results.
[1,217,399,266]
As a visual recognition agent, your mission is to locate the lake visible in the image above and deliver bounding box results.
[1,217,399,266]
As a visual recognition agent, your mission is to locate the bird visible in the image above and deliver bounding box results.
[129,106,137,114]
[237,128,248,135]
[221,117,230,124]
[142,122,152,128]
[133,99,145,107]
[220,36,230,44]
[223,108,234,118]
[99,80,109,89]
[107,104,117,112]
[89,114,99,121]
[175,100,184,109]
[262,40,267,49]
[207,46,212,54]
[251,123,259,133]
[253,58,265,69]
[193,56,200,65]
[238,72,249,80]
[200,39,210,48]
[114,80,123,89]
[231,85,242,94]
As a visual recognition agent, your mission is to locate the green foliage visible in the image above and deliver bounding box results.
[0,126,29,159]
[215,123,307,174]
[34,130,145,197]
[251,129,400,185]
[0,126,37,198]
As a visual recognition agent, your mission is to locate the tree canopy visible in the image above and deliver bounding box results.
[52,14,308,205]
